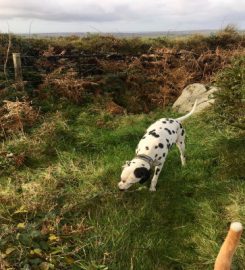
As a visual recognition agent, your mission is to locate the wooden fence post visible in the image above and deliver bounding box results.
[12,53,24,91]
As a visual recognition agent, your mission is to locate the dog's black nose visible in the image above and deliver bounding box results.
[119,188,125,191]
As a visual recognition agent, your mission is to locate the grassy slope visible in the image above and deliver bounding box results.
[0,106,245,269]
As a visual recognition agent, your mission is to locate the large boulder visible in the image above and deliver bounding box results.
[172,83,219,114]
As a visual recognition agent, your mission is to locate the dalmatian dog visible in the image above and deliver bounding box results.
[118,101,197,192]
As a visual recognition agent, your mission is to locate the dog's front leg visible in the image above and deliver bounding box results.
[149,164,163,192]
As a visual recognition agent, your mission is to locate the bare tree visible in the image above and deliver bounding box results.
[3,25,12,82]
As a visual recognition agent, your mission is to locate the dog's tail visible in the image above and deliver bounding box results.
[175,100,197,122]
[214,222,243,270]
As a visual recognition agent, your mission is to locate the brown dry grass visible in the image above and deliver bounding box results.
[106,100,125,115]
[97,46,245,112]
[0,100,39,137]
[38,67,99,104]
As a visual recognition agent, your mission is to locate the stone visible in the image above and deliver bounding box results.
[172,83,219,114]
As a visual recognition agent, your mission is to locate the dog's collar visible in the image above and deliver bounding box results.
[135,154,160,168]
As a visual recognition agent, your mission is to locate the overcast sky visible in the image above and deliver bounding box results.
[0,0,245,33]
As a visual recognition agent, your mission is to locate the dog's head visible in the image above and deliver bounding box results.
[118,159,151,191]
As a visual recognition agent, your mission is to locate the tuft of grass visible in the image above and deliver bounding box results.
[214,56,245,130]
[0,107,244,269]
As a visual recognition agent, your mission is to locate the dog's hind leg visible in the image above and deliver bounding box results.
[176,131,186,166]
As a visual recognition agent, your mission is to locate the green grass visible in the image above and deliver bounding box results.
[0,106,245,269]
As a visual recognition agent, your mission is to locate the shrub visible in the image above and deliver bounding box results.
[67,34,151,54]
[207,25,243,50]
[38,67,98,105]
[214,56,245,129]
[170,34,209,52]
[0,100,39,137]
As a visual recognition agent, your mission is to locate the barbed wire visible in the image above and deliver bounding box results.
[0,64,100,69]
[0,53,126,58]
[0,78,95,83]
[0,51,198,59]
[0,50,200,80]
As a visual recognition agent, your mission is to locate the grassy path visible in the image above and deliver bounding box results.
[0,107,244,269]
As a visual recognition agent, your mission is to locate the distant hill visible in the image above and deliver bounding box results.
[22,30,220,38]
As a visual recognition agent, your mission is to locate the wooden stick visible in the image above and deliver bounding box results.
[12,53,24,91]
[13,53,23,82]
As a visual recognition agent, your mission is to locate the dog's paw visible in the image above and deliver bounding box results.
[149,187,156,192]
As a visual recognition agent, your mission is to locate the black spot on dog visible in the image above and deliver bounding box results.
[134,167,151,184]
[149,130,160,138]
[142,136,146,139]
[181,129,185,136]
[162,121,167,124]
[164,128,172,135]
[166,139,169,143]
[179,123,183,129]
[155,168,160,175]
[162,153,166,157]
[155,146,158,149]
[158,143,164,148]
[142,164,145,167]
[169,120,174,123]
[145,146,149,150]
[172,130,175,134]
[155,154,158,158]
[158,157,162,160]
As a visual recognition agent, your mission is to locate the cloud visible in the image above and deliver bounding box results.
[0,0,138,22]
[0,0,244,32]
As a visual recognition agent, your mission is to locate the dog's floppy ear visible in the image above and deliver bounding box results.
[134,167,151,184]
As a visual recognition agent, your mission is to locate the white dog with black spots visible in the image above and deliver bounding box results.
[118,101,197,191]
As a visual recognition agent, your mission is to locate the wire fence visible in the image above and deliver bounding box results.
[0,49,200,87]
[0,52,121,85]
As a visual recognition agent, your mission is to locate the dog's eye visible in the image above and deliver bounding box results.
[122,161,131,168]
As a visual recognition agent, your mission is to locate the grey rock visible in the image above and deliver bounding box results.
[172,83,219,114]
